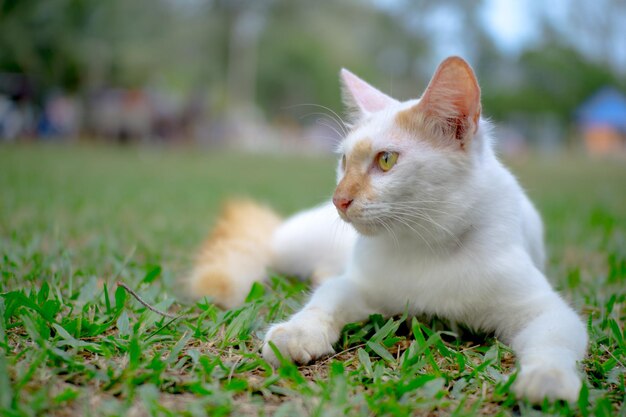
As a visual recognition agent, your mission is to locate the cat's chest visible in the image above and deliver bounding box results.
[350,238,486,317]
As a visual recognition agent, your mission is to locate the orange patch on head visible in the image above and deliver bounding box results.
[349,140,373,162]
[395,56,481,151]
[395,108,445,148]
[335,139,374,201]
[395,108,421,136]
[395,108,470,150]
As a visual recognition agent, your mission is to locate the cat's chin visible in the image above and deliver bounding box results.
[338,211,382,236]
[347,221,381,236]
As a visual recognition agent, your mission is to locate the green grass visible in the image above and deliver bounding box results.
[1,144,624,416]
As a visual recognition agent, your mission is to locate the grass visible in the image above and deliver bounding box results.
[0,144,624,416]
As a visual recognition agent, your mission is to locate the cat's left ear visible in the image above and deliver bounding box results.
[397,56,481,150]
[340,69,398,120]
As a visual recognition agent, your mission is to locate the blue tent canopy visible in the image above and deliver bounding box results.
[576,88,626,133]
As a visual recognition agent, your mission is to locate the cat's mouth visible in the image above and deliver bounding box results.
[338,208,380,236]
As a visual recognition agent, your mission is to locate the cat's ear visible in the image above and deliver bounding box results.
[396,56,481,150]
[340,68,398,120]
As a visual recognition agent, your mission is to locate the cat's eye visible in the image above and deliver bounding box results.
[341,154,346,170]
[377,151,399,171]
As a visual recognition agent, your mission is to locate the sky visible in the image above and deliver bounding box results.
[176,0,624,74]
[373,0,625,73]
[480,0,539,52]
[369,0,542,59]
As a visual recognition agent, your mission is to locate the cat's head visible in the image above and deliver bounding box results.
[333,56,487,240]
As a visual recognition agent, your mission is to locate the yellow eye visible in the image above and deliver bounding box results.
[341,154,346,170]
[377,151,398,171]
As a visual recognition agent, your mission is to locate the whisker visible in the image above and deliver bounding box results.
[414,210,463,248]
[386,210,463,246]
[375,200,468,209]
[378,218,399,249]
[286,103,350,136]
[371,205,465,221]
[385,213,436,253]
[361,205,463,250]
[330,214,351,249]
[315,119,346,143]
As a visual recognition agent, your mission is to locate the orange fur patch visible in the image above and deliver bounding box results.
[395,109,422,137]
[335,140,374,200]
[395,108,470,150]
[395,56,481,150]
[186,200,281,309]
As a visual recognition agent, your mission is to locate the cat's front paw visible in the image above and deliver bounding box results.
[262,313,336,367]
[513,362,582,403]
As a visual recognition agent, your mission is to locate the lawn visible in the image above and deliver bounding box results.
[1,144,624,416]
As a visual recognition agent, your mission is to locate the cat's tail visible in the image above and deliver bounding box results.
[185,199,282,309]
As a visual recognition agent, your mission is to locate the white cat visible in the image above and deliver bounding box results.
[186,56,588,404]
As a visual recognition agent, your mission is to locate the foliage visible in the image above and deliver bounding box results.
[1,0,624,124]
[0,0,173,94]
[482,44,626,123]
[0,145,624,416]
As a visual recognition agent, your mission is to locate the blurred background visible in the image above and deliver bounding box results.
[1,0,626,156]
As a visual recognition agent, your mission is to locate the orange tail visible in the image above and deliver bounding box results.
[185,200,282,309]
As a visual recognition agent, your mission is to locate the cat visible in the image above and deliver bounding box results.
[186,56,588,404]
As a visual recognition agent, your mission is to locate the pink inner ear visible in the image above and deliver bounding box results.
[418,57,481,124]
[341,69,397,114]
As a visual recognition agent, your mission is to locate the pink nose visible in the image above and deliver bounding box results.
[333,196,353,213]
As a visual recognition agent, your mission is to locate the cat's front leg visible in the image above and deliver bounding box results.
[262,276,372,367]
[502,269,588,403]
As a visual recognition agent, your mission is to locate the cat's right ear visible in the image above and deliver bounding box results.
[340,69,398,121]
[396,56,481,151]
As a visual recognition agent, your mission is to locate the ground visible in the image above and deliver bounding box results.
[0,144,624,417]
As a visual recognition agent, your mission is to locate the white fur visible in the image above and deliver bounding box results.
[263,63,588,404]
[271,202,357,284]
